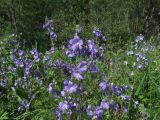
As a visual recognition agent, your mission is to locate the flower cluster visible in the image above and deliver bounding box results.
[10,48,33,79]
[30,48,41,62]
[0,20,147,120]
[66,37,104,61]
[43,19,57,40]
[61,79,78,96]
[18,100,30,113]
[55,98,78,120]
[85,79,133,119]
[93,28,107,42]
[125,34,156,71]
[99,80,132,101]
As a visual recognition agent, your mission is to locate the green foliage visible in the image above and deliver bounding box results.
[0,0,160,51]
[0,1,160,119]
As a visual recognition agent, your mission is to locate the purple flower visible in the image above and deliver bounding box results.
[48,83,61,97]
[80,47,88,57]
[48,83,53,94]
[25,59,33,68]
[50,31,57,40]
[43,19,57,40]
[98,46,104,60]
[77,61,88,73]
[66,84,78,94]
[86,105,93,116]
[43,19,54,32]
[50,47,55,53]
[100,100,110,110]
[43,20,57,40]
[72,71,83,81]
[93,29,103,38]
[93,28,107,42]
[122,107,128,112]
[55,59,63,68]
[110,84,124,96]
[34,70,41,78]
[44,55,50,61]
[58,101,70,111]
[22,100,29,109]
[54,109,62,120]
[66,50,76,59]
[92,106,104,119]
[8,66,17,72]
[24,68,30,78]
[22,59,33,78]
[56,99,78,119]
[14,59,24,68]
[30,48,37,55]
[18,49,24,56]
[18,100,29,113]
[87,40,97,53]
[34,54,40,62]
[87,105,105,119]
[87,40,104,59]
[90,64,99,74]
[135,34,144,42]
[0,78,7,87]
[101,36,107,41]
[63,80,78,94]
[59,63,72,77]
[10,40,18,44]
[121,95,131,101]
[110,102,119,111]
[99,80,108,91]
[34,70,43,85]
[55,60,72,76]
[30,49,41,62]
[9,53,16,61]
[68,35,83,51]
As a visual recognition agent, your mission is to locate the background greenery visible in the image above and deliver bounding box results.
[0,0,160,51]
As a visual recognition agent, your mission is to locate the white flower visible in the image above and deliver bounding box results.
[130,71,134,76]
[124,61,128,65]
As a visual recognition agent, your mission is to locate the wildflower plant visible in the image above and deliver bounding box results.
[0,19,159,120]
